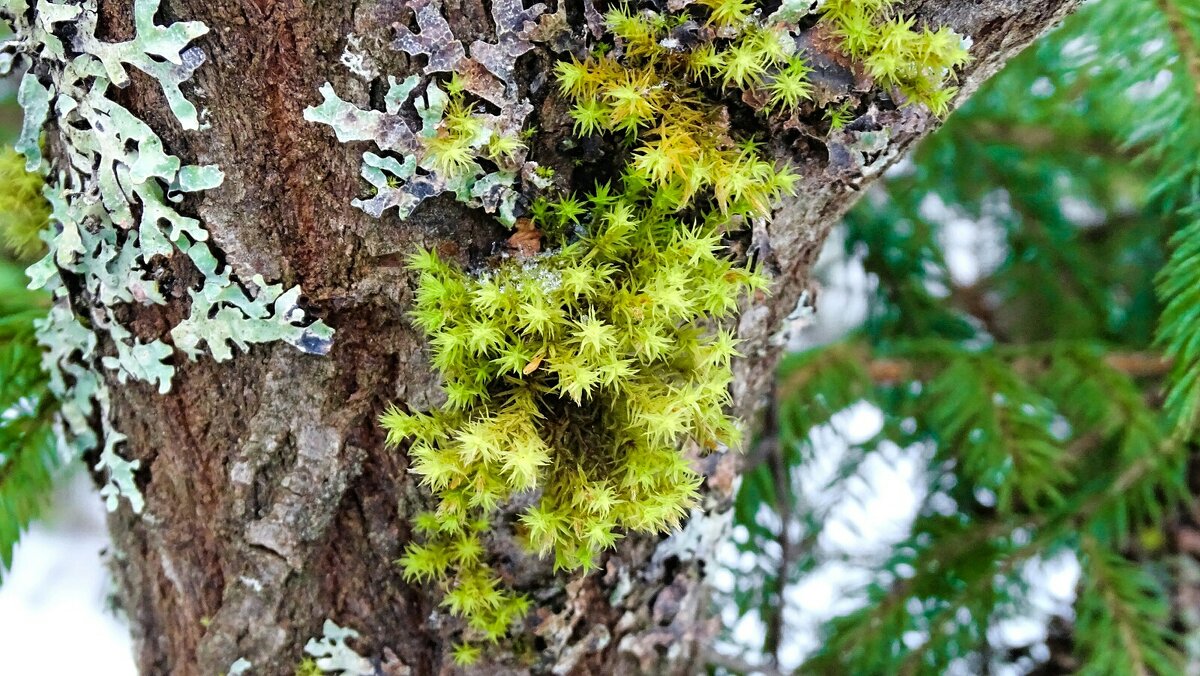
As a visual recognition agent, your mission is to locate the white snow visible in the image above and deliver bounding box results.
[0,474,135,675]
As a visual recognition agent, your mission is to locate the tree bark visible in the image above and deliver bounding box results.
[80,0,1082,673]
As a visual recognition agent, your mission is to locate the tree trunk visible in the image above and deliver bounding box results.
[52,0,1081,673]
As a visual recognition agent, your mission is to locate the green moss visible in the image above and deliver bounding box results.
[378,0,969,658]
[294,658,323,676]
[820,0,971,115]
[452,642,483,667]
[386,175,768,636]
[0,146,49,261]
[826,100,856,130]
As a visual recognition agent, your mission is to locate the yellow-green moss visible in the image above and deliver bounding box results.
[294,657,322,676]
[380,0,970,661]
[821,0,971,115]
[0,146,49,261]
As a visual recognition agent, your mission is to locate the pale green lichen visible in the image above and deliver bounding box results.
[302,620,374,676]
[5,0,334,512]
[14,71,49,171]
[70,0,209,129]
[305,77,535,226]
[305,0,548,226]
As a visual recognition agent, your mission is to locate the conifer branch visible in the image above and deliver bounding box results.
[749,2,1200,672]
[1076,534,1181,675]
[1083,538,1150,676]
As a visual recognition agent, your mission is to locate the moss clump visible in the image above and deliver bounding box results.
[820,0,971,115]
[380,0,970,661]
[385,176,770,637]
[556,6,805,213]
[0,147,49,261]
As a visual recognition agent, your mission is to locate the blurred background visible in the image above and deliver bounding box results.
[4,0,1200,673]
[711,0,1200,672]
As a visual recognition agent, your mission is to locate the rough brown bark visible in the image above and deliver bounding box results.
[84,0,1081,673]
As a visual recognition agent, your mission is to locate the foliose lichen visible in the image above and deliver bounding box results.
[4,0,334,512]
[304,0,550,226]
[301,620,374,676]
[226,657,253,676]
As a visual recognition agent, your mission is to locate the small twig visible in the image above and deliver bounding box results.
[747,378,792,668]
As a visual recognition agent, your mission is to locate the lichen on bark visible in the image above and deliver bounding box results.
[305,0,548,225]
[5,0,333,511]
